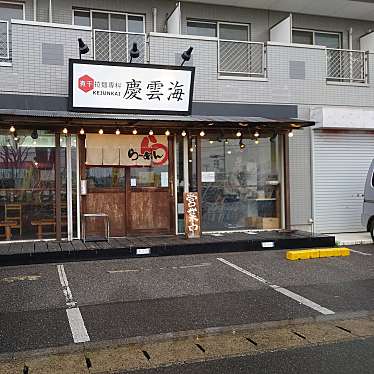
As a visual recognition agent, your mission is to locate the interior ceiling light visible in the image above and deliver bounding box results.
[132,128,138,135]
[149,129,154,135]
[236,131,242,137]
[9,125,15,133]
[255,139,259,145]
[62,128,68,134]
[181,130,187,137]
[99,129,104,135]
[79,128,85,135]
[239,138,246,149]
[254,131,260,138]
[115,129,121,135]
[200,130,205,137]
[224,139,229,144]
[165,130,170,136]
[288,130,294,138]
[209,140,214,144]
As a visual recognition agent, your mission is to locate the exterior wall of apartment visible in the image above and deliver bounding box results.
[181,2,374,49]
[50,0,175,33]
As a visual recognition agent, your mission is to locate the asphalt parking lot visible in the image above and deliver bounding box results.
[0,244,373,355]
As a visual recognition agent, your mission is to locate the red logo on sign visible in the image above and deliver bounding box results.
[141,135,168,165]
[78,75,94,93]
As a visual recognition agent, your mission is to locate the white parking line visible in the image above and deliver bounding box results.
[57,264,90,343]
[349,249,372,256]
[217,258,335,316]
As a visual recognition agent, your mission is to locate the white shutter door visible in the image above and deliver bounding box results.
[314,131,374,233]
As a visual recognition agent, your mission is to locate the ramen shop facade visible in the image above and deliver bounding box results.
[0,59,312,242]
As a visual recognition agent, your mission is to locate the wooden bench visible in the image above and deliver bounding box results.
[31,219,56,239]
[0,221,18,240]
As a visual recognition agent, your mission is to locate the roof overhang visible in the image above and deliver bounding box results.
[182,0,374,22]
[0,109,314,134]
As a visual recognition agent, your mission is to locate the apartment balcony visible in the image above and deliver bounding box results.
[0,20,372,108]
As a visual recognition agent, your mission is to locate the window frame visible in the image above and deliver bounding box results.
[72,8,145,34]
[0,1,25,21]
[292,28,342,49]
[186,18,251,41]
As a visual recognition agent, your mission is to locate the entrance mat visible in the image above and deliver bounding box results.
[0,230,335,265]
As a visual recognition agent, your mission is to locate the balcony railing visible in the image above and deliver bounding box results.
[93,29,146,63]
[218,40,266,78]
[0,20,9,60]
[326,48,368,84]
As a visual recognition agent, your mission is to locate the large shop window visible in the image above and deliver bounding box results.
[0,130,77,241]
[201,137,281,231]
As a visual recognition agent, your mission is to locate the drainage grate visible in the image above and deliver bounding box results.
[85,357,92,369]
[195,343,206,353]
[142,350,151,361]
[292,331,307,340]
[336,325,352,334]
[245,337,258,346]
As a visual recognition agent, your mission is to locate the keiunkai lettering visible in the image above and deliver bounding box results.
[92,91,121,96]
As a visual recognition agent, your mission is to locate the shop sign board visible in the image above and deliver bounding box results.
[183,192,201,239]
[85,134,168,166]
[69,59,195,115]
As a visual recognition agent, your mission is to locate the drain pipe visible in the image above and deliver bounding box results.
[152,7,157,32]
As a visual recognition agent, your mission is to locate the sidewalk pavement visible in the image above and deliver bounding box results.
[334,232,372,246]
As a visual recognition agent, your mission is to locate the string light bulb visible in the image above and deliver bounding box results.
[9,125,15,133]
[254,131,260,138]
[200,130,205,137]
[189,147,194,152]
[288,130,294,138]
[62,127,68,134]
[99,128,104,135]
[149,129,154,135]
[132,128,137,135]
[79,128,85,135]
[236,131,242,137]
[209,140,214,144]
[181,130,187,137]
[115,129,121,135]
[165,130,170,136]
[255,139,259,145]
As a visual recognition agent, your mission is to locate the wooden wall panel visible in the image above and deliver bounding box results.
[128,191,170,232]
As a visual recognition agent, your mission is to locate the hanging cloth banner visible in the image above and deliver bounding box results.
[86,134,168,166]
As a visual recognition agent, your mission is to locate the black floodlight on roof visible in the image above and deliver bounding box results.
[78,38,89,59]
[130,42,140,63]
[181,46,193,66]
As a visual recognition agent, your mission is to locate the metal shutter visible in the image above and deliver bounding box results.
[313,130,374,233]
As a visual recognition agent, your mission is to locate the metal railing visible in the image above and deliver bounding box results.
[326,48,368,84]
[0,20,9,60]
[93,29,146,63]
[218,39,266,77]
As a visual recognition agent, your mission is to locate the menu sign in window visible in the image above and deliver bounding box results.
[184,192,201,239]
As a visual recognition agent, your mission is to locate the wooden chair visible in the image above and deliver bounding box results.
[5,204,22,236]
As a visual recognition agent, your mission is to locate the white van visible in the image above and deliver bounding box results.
[362,159,374,241]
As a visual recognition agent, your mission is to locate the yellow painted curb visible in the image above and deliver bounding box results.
[286,248,350,261]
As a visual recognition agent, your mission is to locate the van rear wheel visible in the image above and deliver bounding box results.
[370,220,374,242]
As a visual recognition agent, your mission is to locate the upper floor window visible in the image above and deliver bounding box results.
[73,9,145,34]
[0,1,25,60]
[292,29,341,49]
[186,19,250,41]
